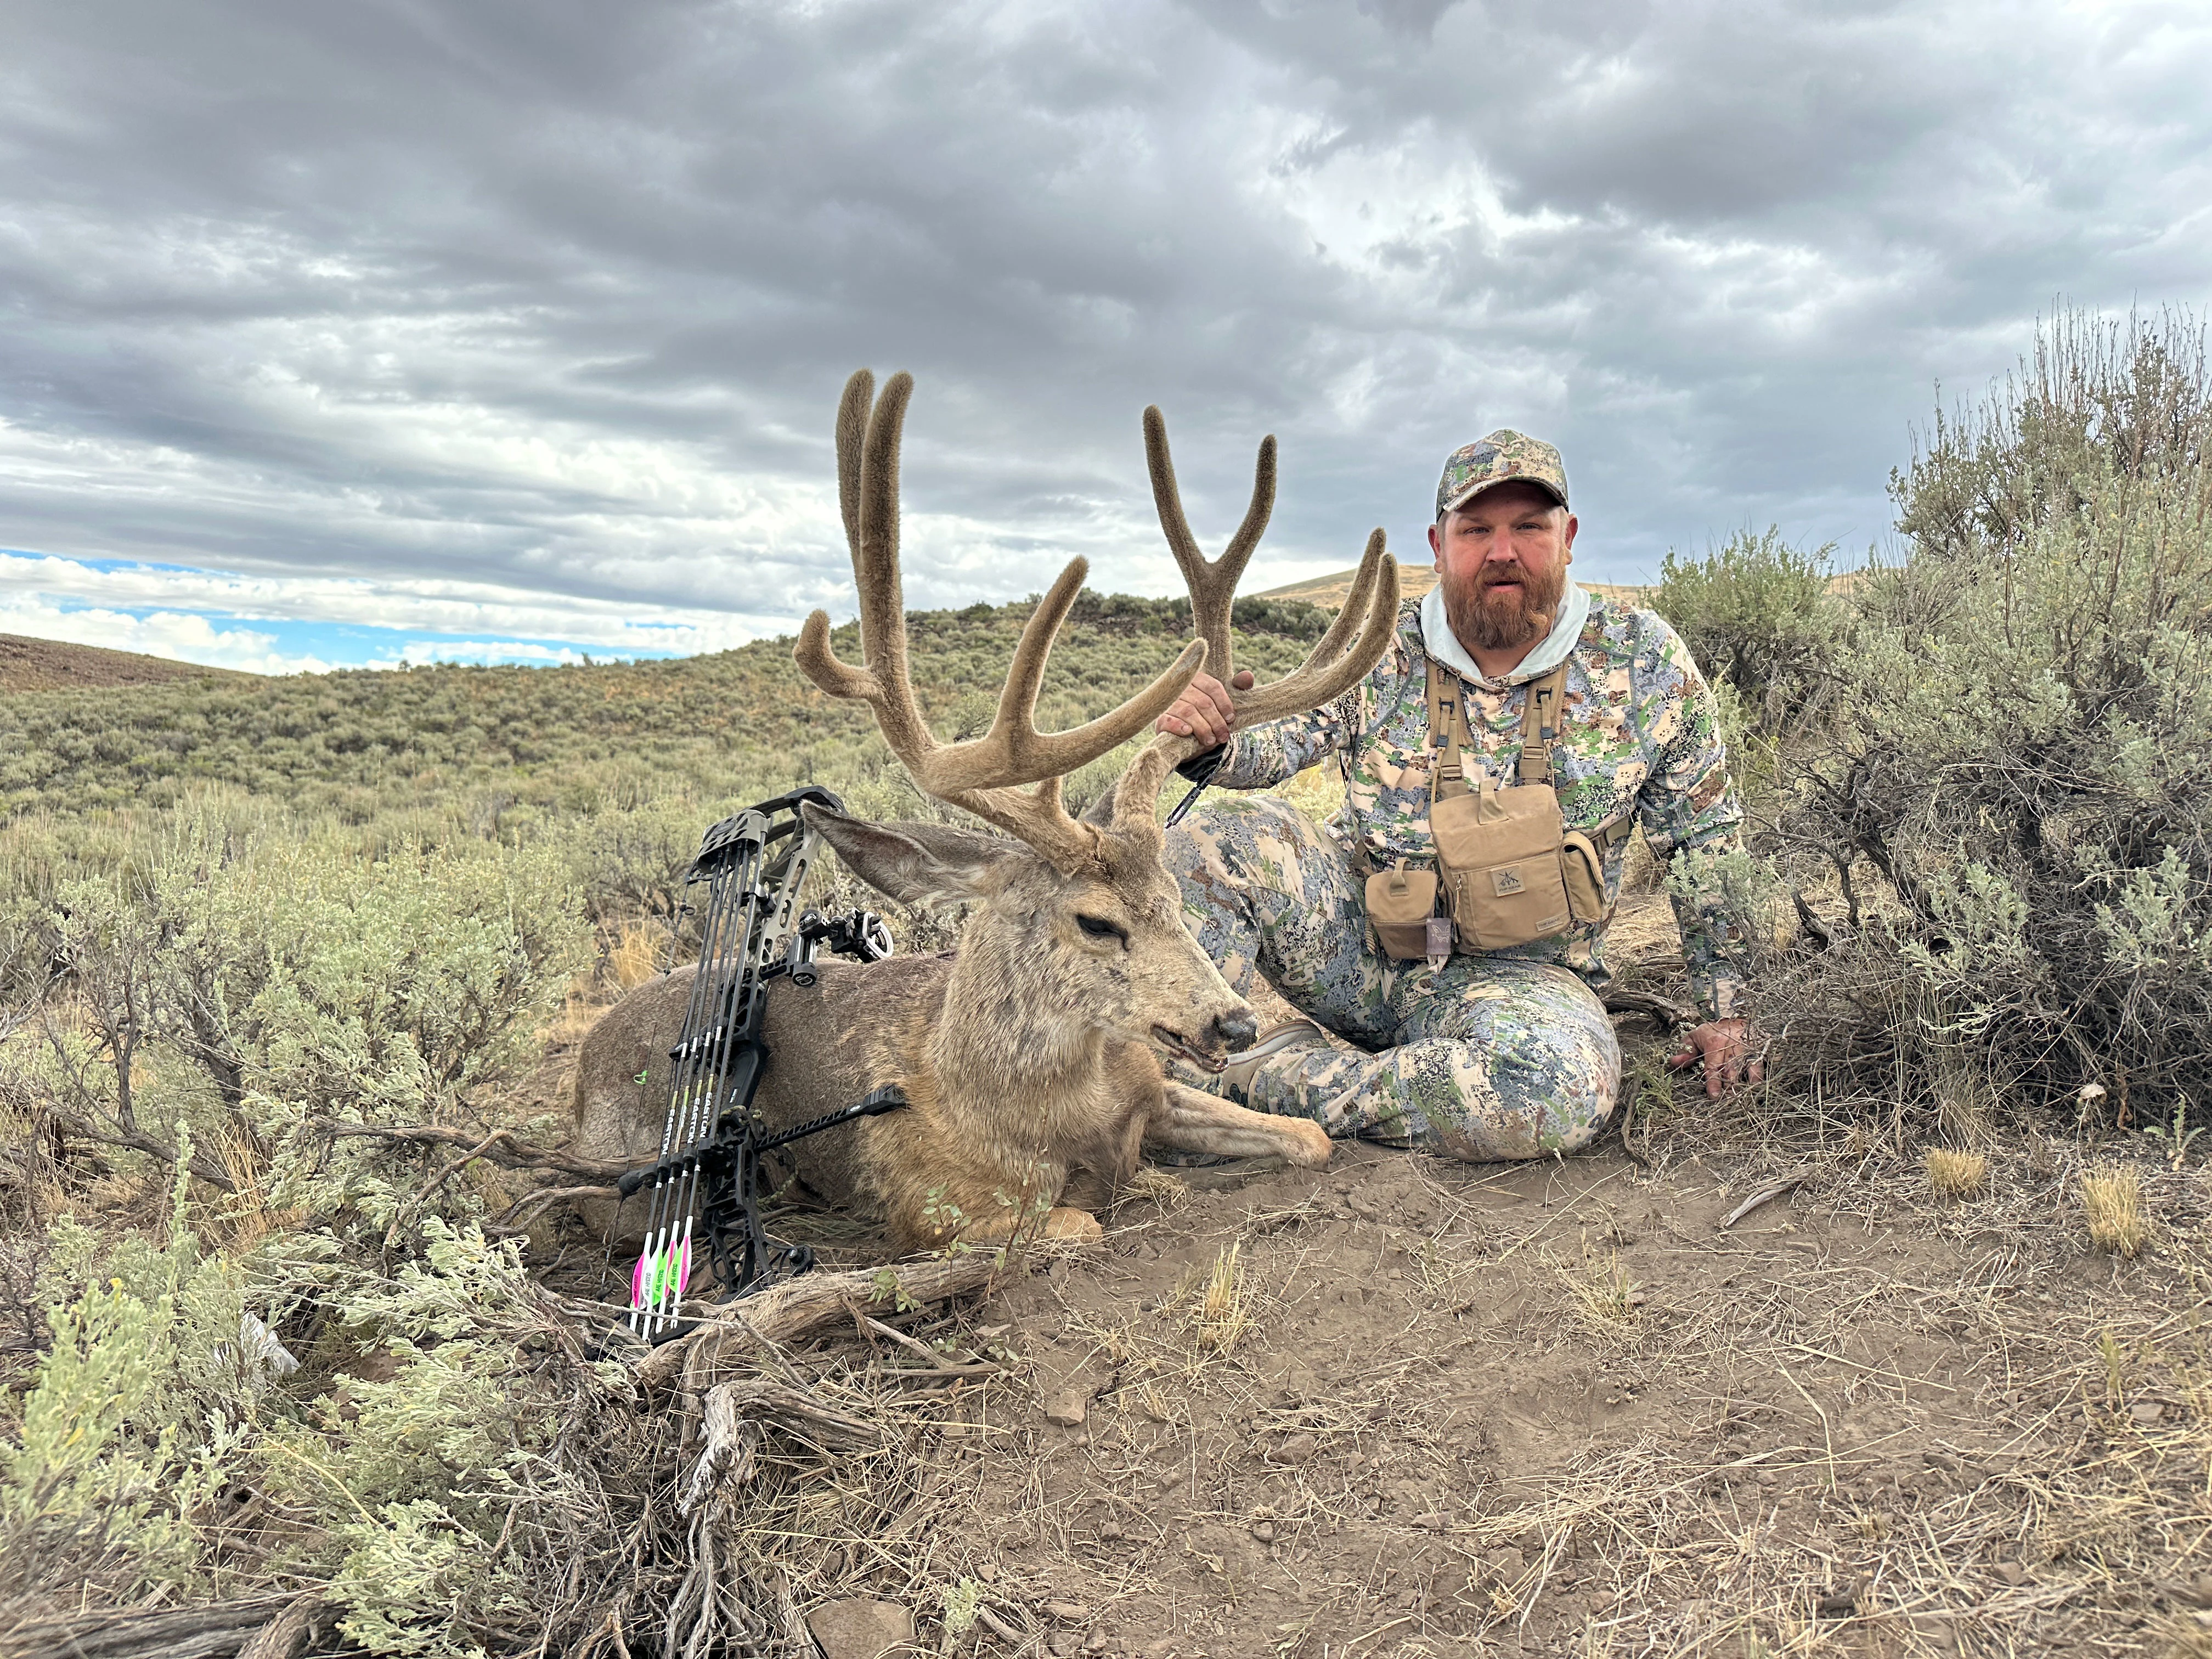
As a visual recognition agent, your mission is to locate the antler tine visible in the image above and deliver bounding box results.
[1143,402,1400,740]
[1233,530,1400,728]
[938,775,1096,873]
[926,556,1206,797]
[1144,405,1274,691]
[797,370,1212,873]
[794,370,939,763]
[834,368,872,558]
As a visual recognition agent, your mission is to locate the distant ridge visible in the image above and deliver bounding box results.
[0,633,255,693]
[1256,565,1652,609]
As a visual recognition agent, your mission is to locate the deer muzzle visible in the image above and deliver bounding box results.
[1150,1007,1257,1074]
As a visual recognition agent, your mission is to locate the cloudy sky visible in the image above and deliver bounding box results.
[3,0,2207,673]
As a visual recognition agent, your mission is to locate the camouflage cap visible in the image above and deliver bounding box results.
[1435,429,1569,519]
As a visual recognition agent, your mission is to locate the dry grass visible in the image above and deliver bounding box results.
[1924,1147,1988,1200]
[2083,1164,2151,1256]
[543,920,669,1047]
[1190,1243,1254,1355]
[2162,1610,2212,1658]
[1555,1246,1641,1329]
[606,920,663,991]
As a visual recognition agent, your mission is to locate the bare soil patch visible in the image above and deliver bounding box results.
[0,631,251,692]
[551,1076,2212,1657]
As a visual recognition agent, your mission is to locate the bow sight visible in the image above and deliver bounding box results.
[616,787,896,1339]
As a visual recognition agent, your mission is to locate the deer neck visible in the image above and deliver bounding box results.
[929,931,1109,1119]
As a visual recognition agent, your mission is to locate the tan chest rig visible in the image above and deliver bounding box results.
[1365,659,1628,966]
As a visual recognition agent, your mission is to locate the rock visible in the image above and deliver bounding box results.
[1046,1635,1081,1657]
[1043,1601,1088,1623]
[2131,1400,2166,1425]
[1268,1434,1319,1465]
[1249,1521,1277,1543]
[1410,1512,1449,1532]
[1043,1390,1088,1427]
[1486,1547,1525,1579]
[1993,1561,2029,1587]
[806,1599,914,1659]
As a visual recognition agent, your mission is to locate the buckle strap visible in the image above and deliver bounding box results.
[1425,656,1572,791]
[1515,661,1569,787]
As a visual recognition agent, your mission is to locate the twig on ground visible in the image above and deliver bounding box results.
[1604,988,1699,1031]
[1720,1169,1810,1229]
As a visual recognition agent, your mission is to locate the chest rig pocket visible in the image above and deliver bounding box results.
[1427,661,1577,949]
[1362,658,1627,960]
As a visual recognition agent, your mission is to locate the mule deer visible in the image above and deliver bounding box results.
[571,370,1399,1249]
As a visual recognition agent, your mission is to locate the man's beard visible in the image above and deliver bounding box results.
[1441,557,1569,655]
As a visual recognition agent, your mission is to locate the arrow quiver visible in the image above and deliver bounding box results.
[618,787,896,1340]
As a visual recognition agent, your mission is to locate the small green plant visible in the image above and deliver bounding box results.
[939,1577,983,1640]
[869,1268,922,1314]
[2142,1097,2204,1169]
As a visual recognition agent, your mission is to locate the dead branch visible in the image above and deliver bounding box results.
[1720,1168,1812,1228]
[0,1595,292,1659]
[235,1597,326,1659]
[314,1120,629,1182]
[38,1102,239,1193]
[500,1183,622,1227]
[1602,987,1699,1031]
[637,1244,1077,1395]
[681,1378,884,1509]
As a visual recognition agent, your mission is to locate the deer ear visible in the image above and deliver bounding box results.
[802,802,1020,907]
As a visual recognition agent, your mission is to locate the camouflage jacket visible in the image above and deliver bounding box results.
[1211,592,1748,1019]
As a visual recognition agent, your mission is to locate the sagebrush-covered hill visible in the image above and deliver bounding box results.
[0,591,1335,822]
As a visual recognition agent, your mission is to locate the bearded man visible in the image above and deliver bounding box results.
[1155,431,1757,1160]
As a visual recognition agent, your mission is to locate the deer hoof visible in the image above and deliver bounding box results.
[1285,1121,1334,1167]
[1043,1207,1105,1243]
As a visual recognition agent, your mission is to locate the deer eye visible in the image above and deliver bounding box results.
[1075,914,1127,945]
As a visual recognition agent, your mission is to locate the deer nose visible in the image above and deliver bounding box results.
[1212,1008,1259,1054]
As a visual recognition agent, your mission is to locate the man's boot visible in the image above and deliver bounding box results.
[1218,1018,1330,1108]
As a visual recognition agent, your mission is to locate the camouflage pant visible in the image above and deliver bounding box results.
[1165,795,1620,1160]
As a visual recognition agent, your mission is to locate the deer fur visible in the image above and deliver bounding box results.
[569,370,1398,1251]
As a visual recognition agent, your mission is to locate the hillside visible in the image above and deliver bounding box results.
[1258,565,1652,610]
[0,631,253,693]
[0,591,1333,824]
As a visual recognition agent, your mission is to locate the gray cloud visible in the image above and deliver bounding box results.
[3,0,2208,644]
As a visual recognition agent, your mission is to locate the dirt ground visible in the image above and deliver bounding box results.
[545,1037,2212,1659]
[529,873,2212,1659]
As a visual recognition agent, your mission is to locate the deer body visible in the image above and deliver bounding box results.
[569,369,1398,1252]
[573,956,1225,1248]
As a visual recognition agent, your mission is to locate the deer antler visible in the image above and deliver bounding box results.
[1143,405,1400,735]
[796,370,1208,872]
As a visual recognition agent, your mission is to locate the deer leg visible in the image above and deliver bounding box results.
[956,1206,1104,1246]
[1150,1082,1332,1167]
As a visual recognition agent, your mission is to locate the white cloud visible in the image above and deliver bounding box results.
[0,592,335,675]
[0,0,2205,644]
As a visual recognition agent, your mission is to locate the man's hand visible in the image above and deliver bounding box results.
[1156,669,1255,747]
[1667,1017,1762,1098]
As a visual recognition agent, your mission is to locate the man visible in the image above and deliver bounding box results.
[1155,430,1756,1160]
